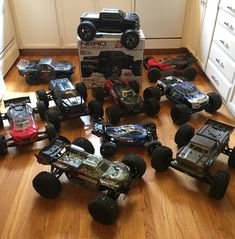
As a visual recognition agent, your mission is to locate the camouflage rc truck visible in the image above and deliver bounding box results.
[151,119,235,199]
[33,135,146,224]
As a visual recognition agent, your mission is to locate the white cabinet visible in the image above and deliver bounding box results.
[206,0,235,117]
[135,0,186,49]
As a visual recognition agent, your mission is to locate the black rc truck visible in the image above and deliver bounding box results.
[151,119,235,199]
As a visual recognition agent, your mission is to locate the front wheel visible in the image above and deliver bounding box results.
[171,104,191,125]
[121,154,146,179]
[36,89,49,108]
[36,101,46,121]
[72,137,95,154]
[205,92,222,113]
[88,194,119,225]
[174,123,195,147]
[143,98,160,116]
[77,21,96,41]
[25,74,38,85]
[121,29,139,49]
[182,67,197,81]
[32,171,62,199]
[100,142,117,157]
[143,86,161,101]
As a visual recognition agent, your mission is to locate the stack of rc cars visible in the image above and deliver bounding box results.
[3,8,233,226]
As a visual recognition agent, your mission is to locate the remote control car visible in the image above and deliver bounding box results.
[92,78,160,124]
[144,76,222,125]
[92,119,160,157]
[35,78,103,130]
[77,9,140,49]
[17,58,74,85]
[143,53,197,82]
[0,97,56,156]
[151,119,235,199]
[32,135,146,224]
[81,51,142,78]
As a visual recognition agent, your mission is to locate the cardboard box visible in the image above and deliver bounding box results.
[77,30,145,88]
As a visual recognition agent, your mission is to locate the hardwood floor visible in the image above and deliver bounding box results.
[0,54,235,239]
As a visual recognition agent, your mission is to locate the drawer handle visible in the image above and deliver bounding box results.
[227,6,235,13]
[224,22,234,31]
[215,58,224,68]
[220,40,229,49]
[211,75,219,85]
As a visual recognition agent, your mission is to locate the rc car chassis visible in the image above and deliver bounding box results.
[92,78,160,124]
[151,119,235,199]
[35,78,103,130]
[81,51,142,78]
[0,96,56,155]
[144,76,222,125]
[77,9,140,49]
[92,118,160,157]
[17,58,74,85]
[33,135,146,224]
[144,53,197,82]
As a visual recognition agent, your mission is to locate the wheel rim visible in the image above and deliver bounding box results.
[79,26,93,40]
[124,35,138,48]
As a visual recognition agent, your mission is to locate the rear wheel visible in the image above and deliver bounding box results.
[121,29,139,49]
[72,137,95,154]
[171,104,191,125]
[182,67,197,81]
[228,147,235,168]
[88,100,103,118]
[36,101,46,120]
[106,106,120,124]
[147,68,161,82]
[32,171,62,199]
[75,82,87,101]
[0,135,8,155]
[45,123,56,141]
[77,21,96,41]
[143,98,160,116]
[100,142,117,157]
[209,170,230,200]
[36,89,49,108]
[205,92,222,113]
[174,123,195,147]
[143,86,161,101]
[46,111,61,130]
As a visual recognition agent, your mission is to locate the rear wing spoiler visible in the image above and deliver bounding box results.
[206,119,234,134]
[4,96,31,108]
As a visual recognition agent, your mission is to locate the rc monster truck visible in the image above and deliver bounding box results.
[77,9,140,49]
[151,119,235,199]
[81,51,142,78]
[17,58,74,85]
[35,78,103,130]
[143,76,222,125]
[32,135,146,224]
[92,78,160,124]
[92,119,160,157]
[0,96,56,156]
[143,53,197,82]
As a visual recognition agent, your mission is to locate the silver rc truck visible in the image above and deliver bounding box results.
[33,135,146,224]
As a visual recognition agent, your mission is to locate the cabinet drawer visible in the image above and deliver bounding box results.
[220,0,235,17]
[206,59,232,101]
[214,24,235,61]
[217,9,235,35]
[209,42,235,82]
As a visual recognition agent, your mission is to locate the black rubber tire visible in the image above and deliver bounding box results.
[75,82,87,101]
[143,86,161,101]
[147,140,162,156]
[72,137,95,154]
[128,80,140,94]
[93,87,104,103]
[228,147,235,168]
[100,142,117,157]
[88,194,119,225]
[171,104,191,125]
[0,113,3,128]
[151,146,173,171]
[147,68,161,82]
[132,60,142,76]
[36,89,49,108]
[46,111,61,130]
[121,154,146,179]
[182,67,197,81]
[209,170,230,200]
[25,74,38,85]
[88,100,104,118]
[36,101,46,121]
[205,92,222,113]
[121,29,139,49]
[0,135,8,156]
[45,123,57,141]
[77,21,96,41]
[32,171,62,199]
[174,123,195,147]
[106,106,120,124]
[143,98,160,116]
[143,56,153,69]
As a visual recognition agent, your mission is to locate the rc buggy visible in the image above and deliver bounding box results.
[0,97,56,155]
[144,76,222,125]
[32,135,146,224]
[151,119,235,199]
[17,58,74,85]
[92,119,160,157]
[35,78,103,130]
[144,53,197,82]
[81,51,142,78]
[77,9,140,49]
[92,78,160,124]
